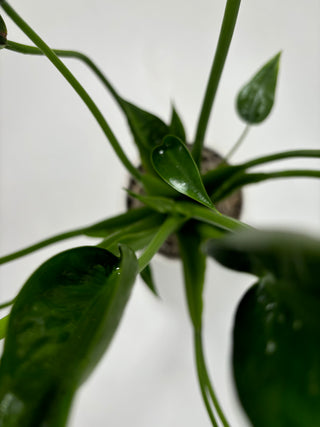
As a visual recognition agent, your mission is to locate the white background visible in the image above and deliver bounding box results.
[0,0,319,426]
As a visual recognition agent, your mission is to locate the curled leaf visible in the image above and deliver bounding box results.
[237,52,281,124]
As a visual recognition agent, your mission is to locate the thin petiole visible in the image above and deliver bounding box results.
[0,298,15,310]
[0,2,141,181]
[0,228,86,265]
[224,124,250,162]
[194,331,230,427]
[5,40,123,109]
[192,0,241,165]
[194,332,219,427]
[0,207,152,266]
[239,149,320,170]
[138,215,185,272]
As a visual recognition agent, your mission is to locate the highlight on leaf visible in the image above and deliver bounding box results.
[237,52,281,124]
[205,230,320,427]
[151,135,216,210]
[0,245,138,427]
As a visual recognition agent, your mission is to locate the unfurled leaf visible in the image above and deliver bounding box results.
[237,52,281,124]
[151,135,216,210]
[140,264,158,296]
[0,14,7,49]
[120,100,169,171]
[169,106,186,142]
[0,245,138,427]
[178,224,206,331]
[205,230,320,426]
[233,281,320,427]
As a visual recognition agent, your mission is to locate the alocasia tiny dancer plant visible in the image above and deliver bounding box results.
[0,1,319,426]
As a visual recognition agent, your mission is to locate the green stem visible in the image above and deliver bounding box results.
[0,228,86,265]
[194,333,219,427]
[174,201,251,232]
[239,149,320,169]
[138,215,185,272]
[194,331,230,427]
[202,149,320,195]
[5,40,123,109]
[215,169,320,201]
[1,2,141,181]
[192,0,241,165]
[224,124,250,162]
[0,298,15,310]
[0,207,152,265]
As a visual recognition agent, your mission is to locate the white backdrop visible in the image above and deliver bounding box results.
[0,0,319,426]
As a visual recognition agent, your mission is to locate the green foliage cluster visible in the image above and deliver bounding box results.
[0,1,319,426]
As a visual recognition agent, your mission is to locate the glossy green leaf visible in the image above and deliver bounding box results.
[178,224,206,331]
[237,52,281,124]
[121,100,168,149]
[0,14,7,48]
[140,264,158,296]
[0,245,138,427]
[233,281,320,427]
[169,106,186,142]
[151,135,216,210]
[205,230,320,426]
[120,100,169,171]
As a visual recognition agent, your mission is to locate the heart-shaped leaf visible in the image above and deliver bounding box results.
[205,230,320,426]
[151,135,216,210]
[233,281,320,427]
[0,245,138,427]
[237,52,281,124]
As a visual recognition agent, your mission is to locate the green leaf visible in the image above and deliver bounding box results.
[0,315,9,340]
[169,106,186,142]
[237,52,281,124]
[205,230,320,426]
[233,281,320,427]
[0,14,7,48]
[0,245,138,427]
[120,100,169,171]
[151,135,216,210]
[140,264,158,297]
[177,224,206,331]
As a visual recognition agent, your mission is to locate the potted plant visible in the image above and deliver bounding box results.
[0,1,319,426]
